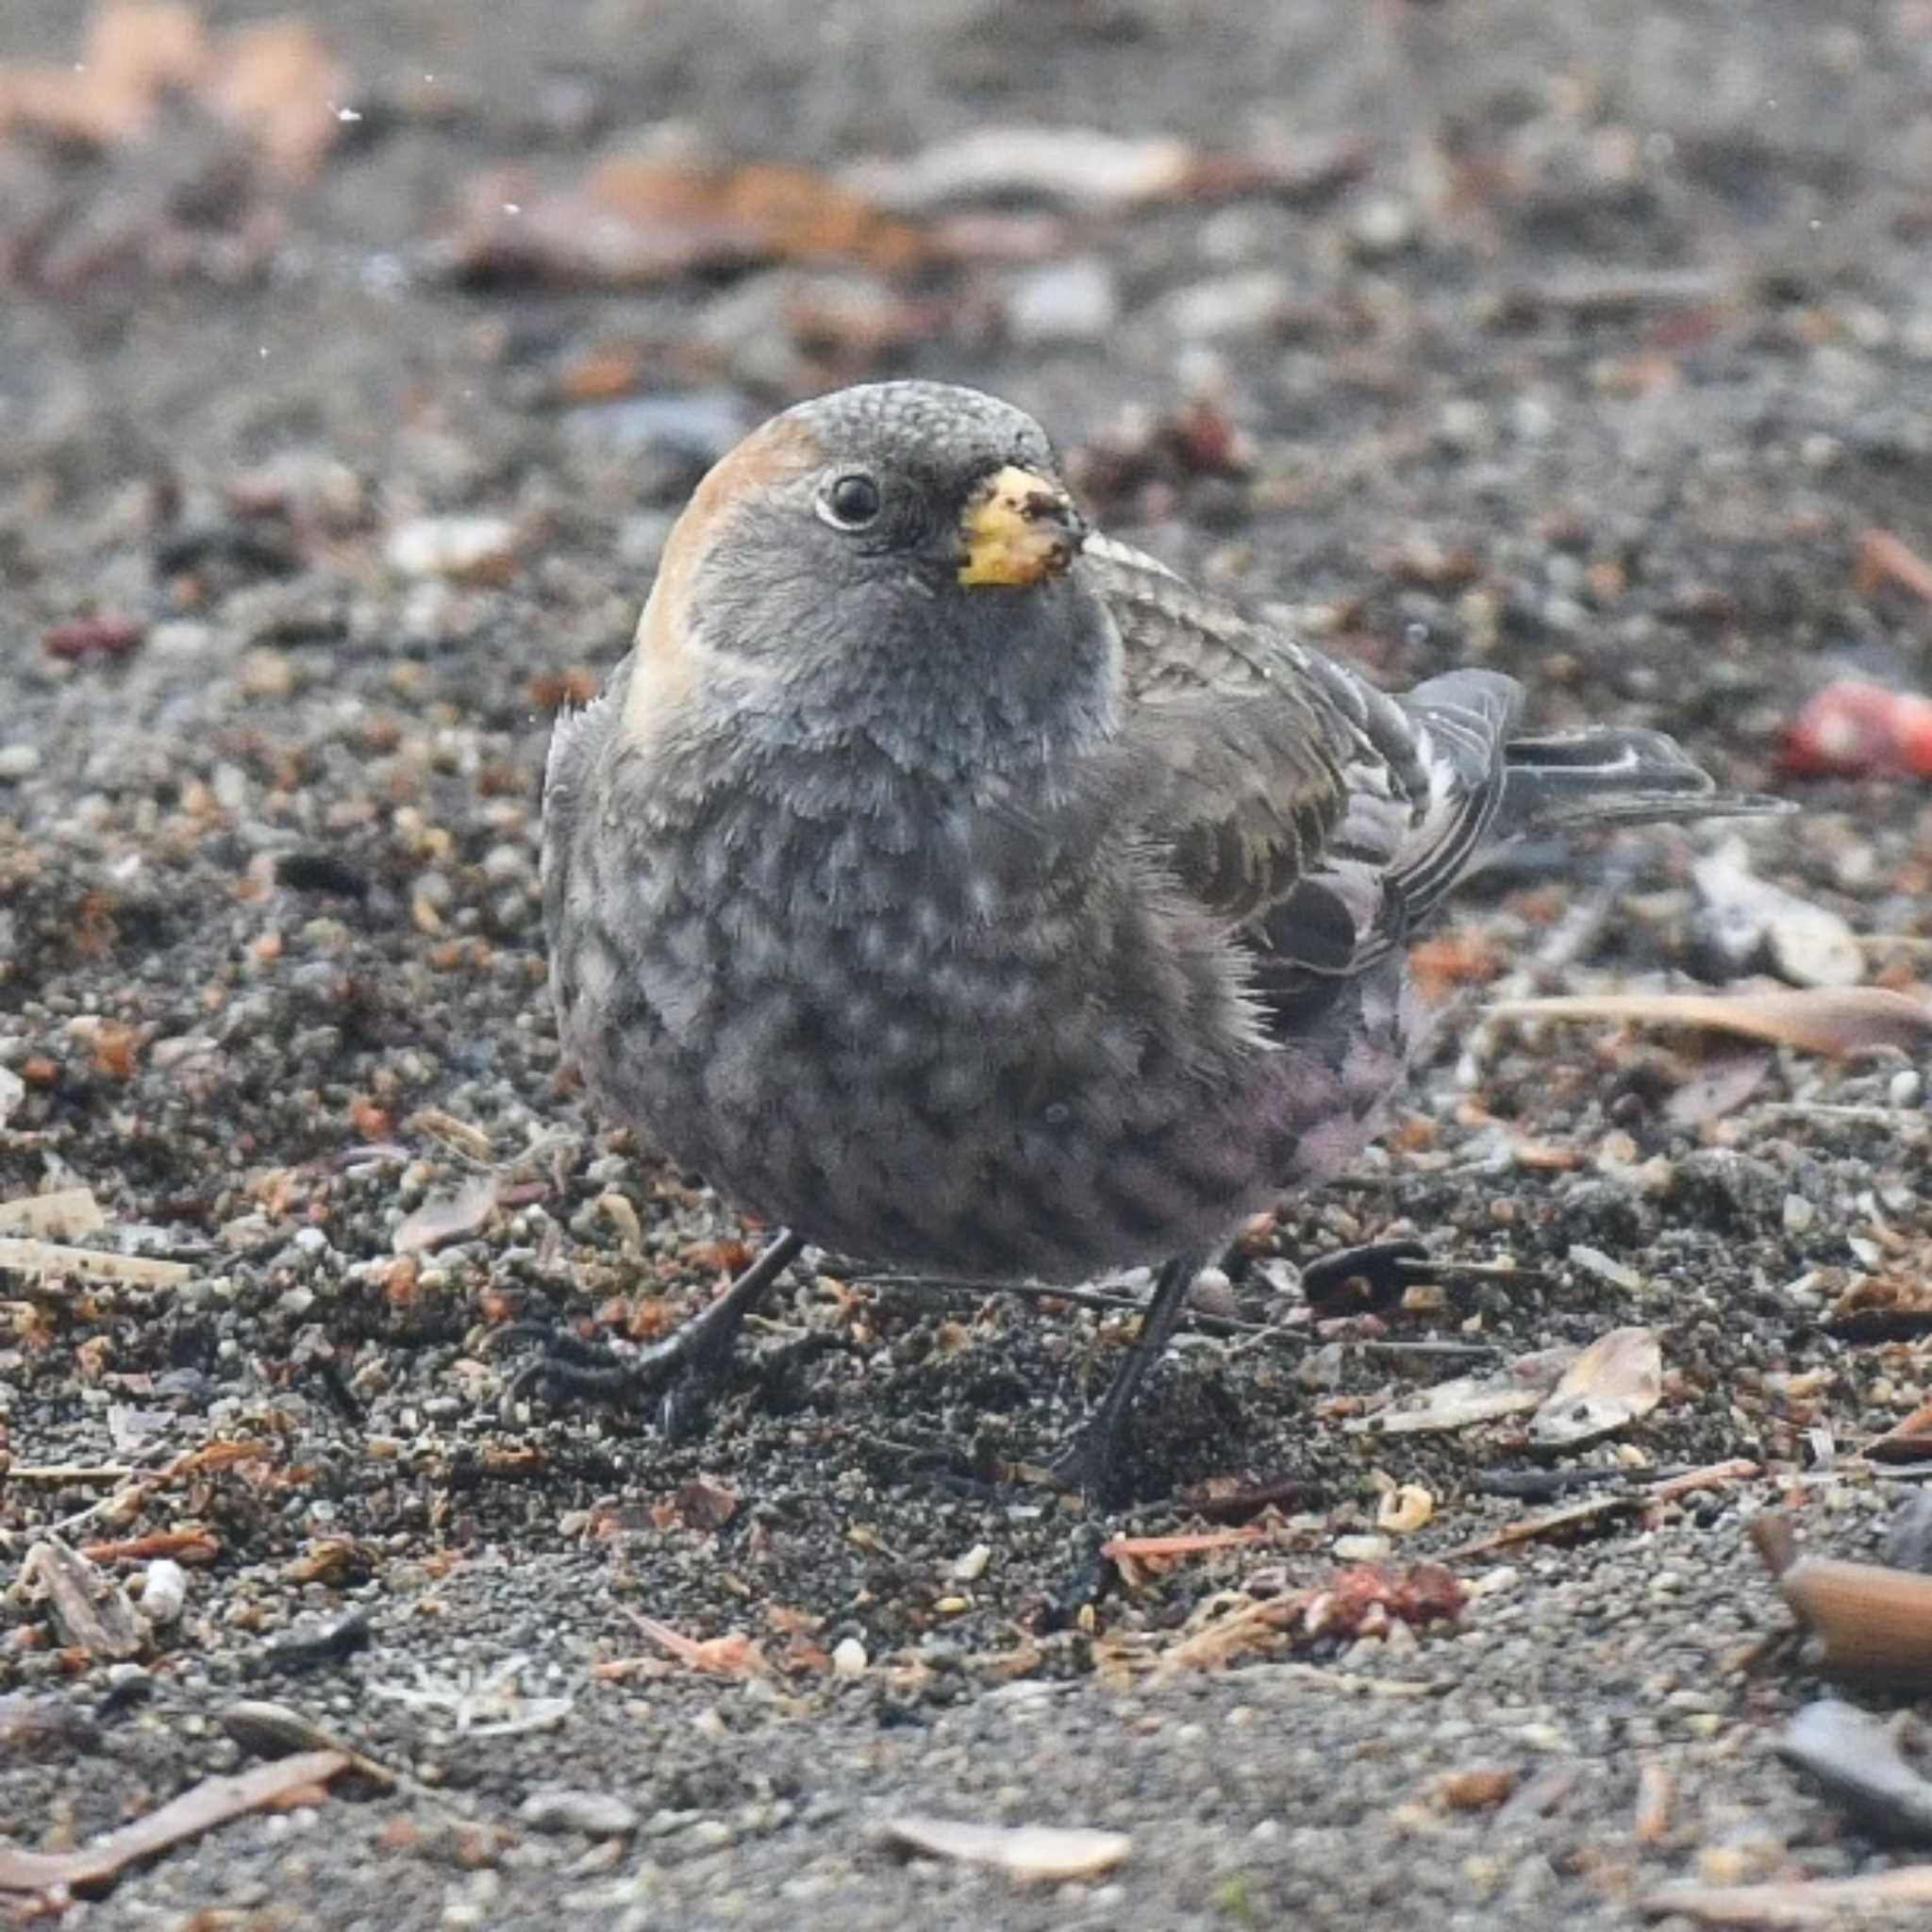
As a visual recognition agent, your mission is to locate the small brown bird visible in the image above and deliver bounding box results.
[535,379,1776,1497]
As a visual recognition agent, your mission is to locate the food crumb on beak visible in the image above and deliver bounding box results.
[958,465,1087,588]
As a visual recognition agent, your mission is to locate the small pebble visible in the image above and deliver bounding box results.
[831,1637,868,1678]
[386,516,519,584]
[1892,1069,1924,1109]
[1351,195,1416,256]
[239,649,295,701]
[0,744,41,782]
[1333,1534,1392,1562]
[1567,1244,1641,1291]
[148,620,213,657]
[140,1559,189,1624]
[1005,257,1119,343]
[518,1789,640,1837]
[1161,270,1297,341]
[951,1543,992,1583]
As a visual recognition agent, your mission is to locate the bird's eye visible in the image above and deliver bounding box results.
[819,472,883,531]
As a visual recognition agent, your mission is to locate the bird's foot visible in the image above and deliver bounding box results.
[1298,1238,1429,1319]
[504,1228,806,1441]
[1042,1417,1134,1509]
[505,1305,740,1441]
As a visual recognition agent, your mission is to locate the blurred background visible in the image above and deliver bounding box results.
[6,0,1932,764]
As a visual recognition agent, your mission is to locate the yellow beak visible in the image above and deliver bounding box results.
[957,466,1088,588]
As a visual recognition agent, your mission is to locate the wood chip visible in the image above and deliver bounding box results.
[0,1190,108,1239]
[1487,987,1932,1058]
[21,1538,146,1661]
[0,1237,192,1288]
[1856,528,1932,605]
[1642,1865,1932,1925]
[1764,1544,1932,1686]
[0,1749,350,1898]
[1634,1759,1675,1842]
[881,1814,1131,1882]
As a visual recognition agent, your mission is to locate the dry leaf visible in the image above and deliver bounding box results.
[882,1815,1131,1883]
[1488,986,1932,1057]
[444,158,924,289]
[668,1476,740,1532]
[0,1749,349,1898]
[0,2,209,147]
[1529,1326,1663,1447]
[392,1178,497,1255]
[81,1529,220,1566]
[202,18,345,182]
[0,2,346,181]
[22,1539,146,1661]
[1663,1050,1774,1127]
[1361,1349,1578,1436]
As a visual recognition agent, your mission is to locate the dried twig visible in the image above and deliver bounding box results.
[0,1236,192,1288]
[0,1750,350,1898]
[1643,1865,1932,1925]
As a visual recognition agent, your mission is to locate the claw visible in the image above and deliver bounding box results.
[501,1228,807,1435]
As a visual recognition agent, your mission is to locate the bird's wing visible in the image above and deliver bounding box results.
[539,663,625,939]
[1092,534,1364,926]
[1091,534,1522,978]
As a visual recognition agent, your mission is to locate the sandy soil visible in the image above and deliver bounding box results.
[5,3,1932,1926]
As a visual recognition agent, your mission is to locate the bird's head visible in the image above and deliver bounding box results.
[625,381,1115,776]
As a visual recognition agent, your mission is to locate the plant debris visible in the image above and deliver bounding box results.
[0,2,348,182]
[0,1748,350,1899]
[1642,1864,1932,1925]
[880,1814,1132,1883]
[0,1233,192,1288]
[1528,1326,1663,1448]
[1752,1514,1932,1688]
[1487,986,1932,1057]
[441,158,925,289]
[20,1538,146,1661]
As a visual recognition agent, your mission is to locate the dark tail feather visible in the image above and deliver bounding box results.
[1492,727,1790,842]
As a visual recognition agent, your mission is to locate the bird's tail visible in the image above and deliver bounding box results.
[1491,725,1790,842]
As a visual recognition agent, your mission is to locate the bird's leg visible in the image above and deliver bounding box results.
[1297,1238,1429,1319]
[508,1228,806,1441]
[1048,1249,1211,1506]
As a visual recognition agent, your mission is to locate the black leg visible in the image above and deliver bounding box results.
[508,1228,806,1440]
[1298,1238,1429,1319]
[1048,1249,1211,1505]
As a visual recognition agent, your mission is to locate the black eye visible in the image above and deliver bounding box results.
[820,472,882,531]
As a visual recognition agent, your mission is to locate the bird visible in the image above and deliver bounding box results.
[531,377,1780,1500]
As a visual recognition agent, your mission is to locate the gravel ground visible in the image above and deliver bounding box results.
[6,3,1932,1926]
